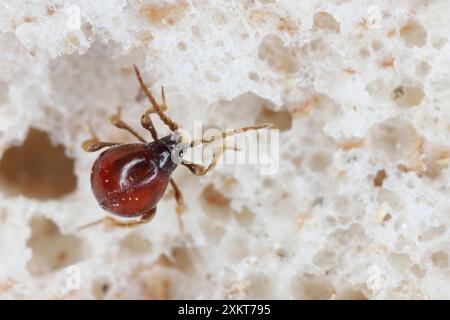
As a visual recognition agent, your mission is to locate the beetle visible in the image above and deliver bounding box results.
[81,65,271,230]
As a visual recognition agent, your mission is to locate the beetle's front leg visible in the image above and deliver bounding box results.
[182,144,240,176]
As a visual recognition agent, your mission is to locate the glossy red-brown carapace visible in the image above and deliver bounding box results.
[91,138,177,218]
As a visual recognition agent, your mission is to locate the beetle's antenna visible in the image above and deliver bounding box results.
[189,123,273,148]
[133,65,179,132]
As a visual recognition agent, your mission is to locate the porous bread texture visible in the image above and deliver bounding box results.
[0,0,449,299]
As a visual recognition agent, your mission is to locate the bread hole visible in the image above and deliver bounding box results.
[373,170,387,187]
[416,61,431,77]
[313,12,340,32]
[81,22,94,39]
[27,216,84,276]
[140,270,172,299]
[371,40,383,51]
[308,38,326,53]
[291,276,335,299]
[431,251,448,268]
[245,273,273,299]
[312,249,335,268]
[120,232,152,255]
[424,146,450,179]
[410,264,426,278]
[431,36,447,49]
[204,70,220,82]
[275,248,288,259]
[242,0,256,8]
[233,207,254,227]
[0,80,9,105]
[258,34,299,74]
[172,246,196,274]
[325,215,336,226]
[67,31,83,48]
[382,213,392,223]
[255,107,292,131]
[366,79,392,103]
[190,24,201,38]
[370,117,418,159]
[211,91,275,117]
[388,252,412,271]
[376,202,393,225]
[201,184,231,221]
[200,220,226,244]
[391,86,405,100]
[0,129,77,199]
[248,71,259,82]
[359,48,370,59]
[391,85,424,108]
[136,30,155,43]
[293,155,304,167]
[330,224,364,246]
[299,136,317,148]
[380,56,395,68]
[419,225,446,242]
[336,288,368,300]
[309,151,332,172]
[377,189,404,211]
[177,41,187,51]
[263,178,275,188]
[400,20,427,48]
[226,236,249,262]
[406,180,415,189]
[92,278,110,299]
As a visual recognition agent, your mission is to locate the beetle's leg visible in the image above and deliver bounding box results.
[133,65,179,132]
[82,140,121,152]
[81,123,121,152]
[169,178,185,232]
[139,86,168,141]
[140,108,159,141]
[189,123,272,148]
[182,144,241,176]
[110,107,147,143]
[77,207,156,230]
[103,208,156,228]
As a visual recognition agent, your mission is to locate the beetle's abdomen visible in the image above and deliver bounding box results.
[91,143,173,218]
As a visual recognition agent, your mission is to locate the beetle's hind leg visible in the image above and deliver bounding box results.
[82,123,121,152]
[170,178,185,232]
[77,207,157,230]
[110,107,147,143]
[103,208,156,228]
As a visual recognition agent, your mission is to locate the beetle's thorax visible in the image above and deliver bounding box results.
[148,133,184,174]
